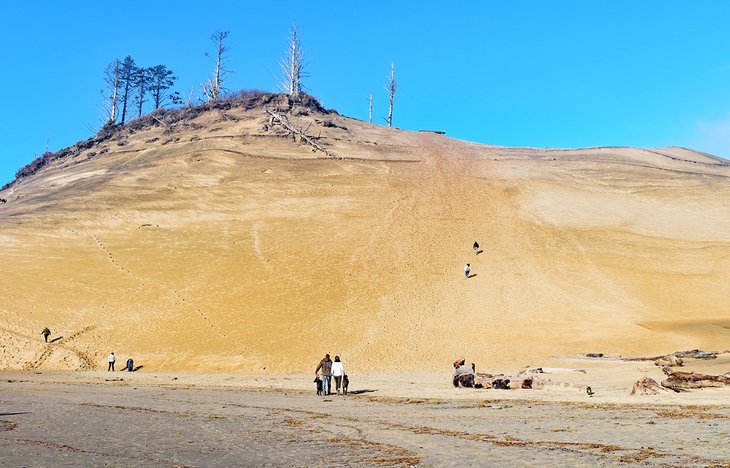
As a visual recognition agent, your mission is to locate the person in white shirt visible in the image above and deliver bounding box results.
[107,352,116,371]
[332,356,345,394]
[464,263,471,279]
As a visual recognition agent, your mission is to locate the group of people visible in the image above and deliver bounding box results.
[464,240,481,278]
[315,354,347,395]
[108,352,135,372]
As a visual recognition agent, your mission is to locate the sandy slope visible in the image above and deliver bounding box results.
[1,97,729,374]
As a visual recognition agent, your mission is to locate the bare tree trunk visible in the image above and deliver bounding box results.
[369,93,373,123]
[385,62,397,127]
[279,22,306,97]
[204,30,231,102]
[103,59,121,125]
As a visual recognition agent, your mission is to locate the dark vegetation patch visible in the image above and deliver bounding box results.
[2,91,328,191]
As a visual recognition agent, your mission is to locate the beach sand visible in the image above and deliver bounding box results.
[1,355,729,466]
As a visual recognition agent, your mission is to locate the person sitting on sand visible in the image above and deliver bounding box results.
[331,356,346,395]
[315,354,333,396]
[107,352,116,372]
[41,327,51,343]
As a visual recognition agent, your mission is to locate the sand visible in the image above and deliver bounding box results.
[1,357,729,466]
[1,95,730,463]
[2,98,729,374]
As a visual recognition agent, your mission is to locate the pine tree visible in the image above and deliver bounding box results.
[119,56,137,124]
[148,65,181,109]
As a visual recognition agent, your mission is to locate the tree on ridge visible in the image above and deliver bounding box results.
[118,56,137,124]
[385,62,397,127]
[279,22,306,97]
[133,66,150,118]
[148,65,181,109]
[101,59,121,125]
[202,30,232,101]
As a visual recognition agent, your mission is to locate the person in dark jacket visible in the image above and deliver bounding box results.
[315,354,333,395]
[126,357,134,372]
[41,327,51,343]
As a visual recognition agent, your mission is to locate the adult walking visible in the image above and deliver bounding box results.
[41,327,51,343]
[315,354,333,395]
[332,356,346,395]
[464,263,471,279]
[473,241,480,255]
[107,352,116,371]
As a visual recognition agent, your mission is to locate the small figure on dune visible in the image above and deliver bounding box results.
[464,263,471,279]
[41,327,51,343]
[332,355,346,395]
[315,354,333,396]
[107,352,116,371]
[126,357,134,372]
[473,241,480,255]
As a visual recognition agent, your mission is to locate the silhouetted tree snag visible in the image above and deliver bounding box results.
[202,30,232,101]
[385,62,397,127]
[148,65,181,109]
[279,22,306,97]
[118,56,137,124]
[102,59,121,125]
[133,66,150,118]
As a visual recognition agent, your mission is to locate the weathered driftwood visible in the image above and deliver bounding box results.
[674,349,722,360]
[631,377,672,395]
[661,371,730,392]
[625,349,722,362]
[654,355,683,367]
[263,107,332,157]
[519,367,586,375]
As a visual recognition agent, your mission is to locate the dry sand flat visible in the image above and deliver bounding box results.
[1,95,730,377]
[0,369,729,466]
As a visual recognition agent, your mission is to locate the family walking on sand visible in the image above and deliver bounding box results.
[315,354,348,396]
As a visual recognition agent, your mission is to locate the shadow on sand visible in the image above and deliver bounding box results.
[348,389,377,395]
[467,273,477,279]
[49,337,63,343]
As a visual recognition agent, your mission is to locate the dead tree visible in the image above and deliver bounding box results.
[202,30,232,101]
[101,59,121,125]
[279,22,306,97]
[384,62,397,127]
[263,107,331,157]
[368,93,373,123]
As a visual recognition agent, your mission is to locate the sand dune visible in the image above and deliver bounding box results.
[2,95,729,374]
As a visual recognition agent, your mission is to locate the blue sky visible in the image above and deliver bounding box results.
[2,1,730,185]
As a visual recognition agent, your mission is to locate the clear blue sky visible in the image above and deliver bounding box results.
[2,1,730,185]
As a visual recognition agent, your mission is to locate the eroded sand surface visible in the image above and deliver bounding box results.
[1,369,729,467]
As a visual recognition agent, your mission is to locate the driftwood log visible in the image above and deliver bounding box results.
[654,355,683,367]
[631,377,672,395]
[263,108,332,157]
[661,371,730,392]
